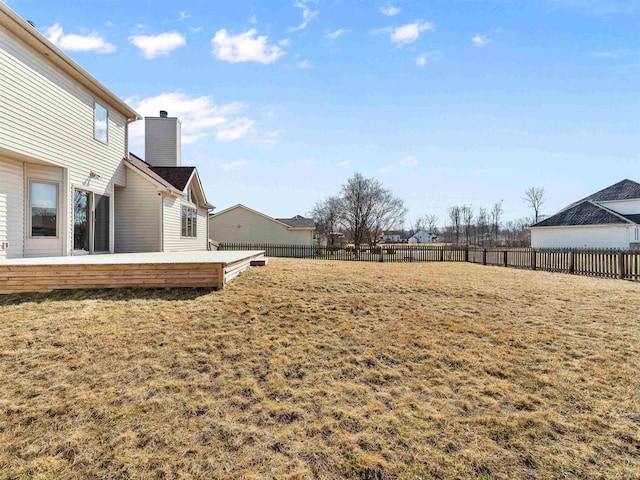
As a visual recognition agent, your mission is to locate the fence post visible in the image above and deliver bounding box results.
[569,251,574,274]
[440,248,444,262]
[464,247,469,263]
[482,249,487,266]
[503,250,508,267]
[618,252,626,280]
[531,250,536,271]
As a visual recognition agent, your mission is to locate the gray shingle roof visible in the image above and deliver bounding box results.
[149,167,195,191]
[573,179,640,204]
[275,215,315,229]
[533,201,639,227]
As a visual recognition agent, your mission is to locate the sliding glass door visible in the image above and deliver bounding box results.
[74,189,110,254]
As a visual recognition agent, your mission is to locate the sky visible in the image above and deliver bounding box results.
[4,0,640,227]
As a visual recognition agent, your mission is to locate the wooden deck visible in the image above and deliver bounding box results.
[0,251,265,294]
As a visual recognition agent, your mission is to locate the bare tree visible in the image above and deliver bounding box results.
[476,207,488,245]
[424,214,439,239]
[491,200,503,245]
[339,172,406,249]
[461,205,474,245]
[310,195,343,246]
[523,186,547,224]
[447,205,462,244]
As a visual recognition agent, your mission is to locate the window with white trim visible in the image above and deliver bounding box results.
[94,101,108,143]
[181,205,197,238]
[30,182,58,237]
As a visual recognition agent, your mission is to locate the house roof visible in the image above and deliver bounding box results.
[211,204,315,230]
[275,215,315,229]
[126,154,213,209]
[149,167,196,192]
[533,200,639,228]
[0,3,141,120]
[572,179,640,205]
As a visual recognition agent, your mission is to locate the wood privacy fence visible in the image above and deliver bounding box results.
[217,243,640,282]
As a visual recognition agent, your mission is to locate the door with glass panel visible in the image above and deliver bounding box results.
[74,190,109,254]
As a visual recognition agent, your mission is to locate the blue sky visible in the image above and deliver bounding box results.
[6,0,640,227]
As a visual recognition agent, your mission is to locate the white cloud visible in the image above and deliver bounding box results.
[279,38,292,47]
[220,159,249,171]
[44,23,116,54]
[400,155,418,167]
[212,29,285,64]
[378,19,434,47]
[126,91,255,149]
[380,5,401,16]
[129,32,186,59]
[289,1,319,32]
[179,12,190,21]
[297,59,313,69]
[189,26,203,33]
[325,28,346,40]
[415,51,441,66]
[381,155,419,173]
[216,118,256,142]
[262,130,283,146]
[472,34,491,47]
[338,160,350,167]
[249,14,258,25]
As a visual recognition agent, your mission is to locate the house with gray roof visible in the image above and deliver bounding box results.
[530,179,640,250]
[209,205,315,246]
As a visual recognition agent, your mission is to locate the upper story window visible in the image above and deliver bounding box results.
[94,101,108,143]
[183,185,197,205]
[31,182,58,237]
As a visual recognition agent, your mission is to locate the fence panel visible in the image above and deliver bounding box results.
[217,243,639,281]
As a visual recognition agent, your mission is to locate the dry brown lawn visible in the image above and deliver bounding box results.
[0,259,639,479]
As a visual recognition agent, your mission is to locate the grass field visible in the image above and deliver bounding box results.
[1,259,639,479]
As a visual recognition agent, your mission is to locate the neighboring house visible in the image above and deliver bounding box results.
[531,179,640,250]
[209,205,315,245]
[408,230,437,244]
[115,111,213,253]
[380,230,405,243]
[0,3,212,259]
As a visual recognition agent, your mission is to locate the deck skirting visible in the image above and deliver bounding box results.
[0,251,265,294]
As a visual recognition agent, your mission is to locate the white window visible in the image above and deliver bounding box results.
[30,182,58,237]
[181,206,197,238]
[94,101,108,143]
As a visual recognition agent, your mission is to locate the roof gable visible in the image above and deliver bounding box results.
[275,215,315,229]
[211,205,314,230]
[533,200,638,227]
[574,179,640,204]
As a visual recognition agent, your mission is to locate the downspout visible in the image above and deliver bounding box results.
[159,192,164,252]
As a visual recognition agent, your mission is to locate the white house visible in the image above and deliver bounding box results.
[114,112,213,253]
[380,230,404,243]
[0,3,211,259]
[530,179,640,250]
[209,205,315,245]
[408,230,437,244]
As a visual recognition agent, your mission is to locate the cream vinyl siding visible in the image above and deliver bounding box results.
[209,206,314,245]
[531,225,632,249]
[114,169,161,253]
[145,118,181,167]
[0,26,128,193]
[162,197,207,252]
[24,163,64,258]
[597,199,640,216]
[0,157,24,259]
